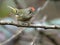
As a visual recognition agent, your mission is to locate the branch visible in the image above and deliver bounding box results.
[30,30,38,45]
[36,0,50,13]
[0,21,60,29]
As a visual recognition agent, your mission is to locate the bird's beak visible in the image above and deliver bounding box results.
[8,6,16,13]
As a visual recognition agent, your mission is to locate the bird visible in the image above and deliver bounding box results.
[8,6,35,25]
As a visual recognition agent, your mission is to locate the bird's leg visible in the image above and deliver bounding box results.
[22,22,28,26]
[18,21,28,26]
[26,20,32,26]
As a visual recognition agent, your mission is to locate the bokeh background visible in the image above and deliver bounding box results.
[0,0,60,45]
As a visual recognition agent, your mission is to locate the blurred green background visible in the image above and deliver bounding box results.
[0,0,16,18]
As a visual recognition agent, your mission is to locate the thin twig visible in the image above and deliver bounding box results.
[30,28,39,45]
[36,0,50,14]
[31,0,49,24]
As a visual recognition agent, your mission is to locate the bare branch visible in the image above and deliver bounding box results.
[30,29,38,45]
[0,21,60,29]
[36,0,50,12]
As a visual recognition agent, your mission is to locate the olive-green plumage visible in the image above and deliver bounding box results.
[8,6,35,26]
[16,8,33,21]
[9,6,34,22]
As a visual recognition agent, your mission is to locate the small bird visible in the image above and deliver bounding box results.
[8,6,35,25]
